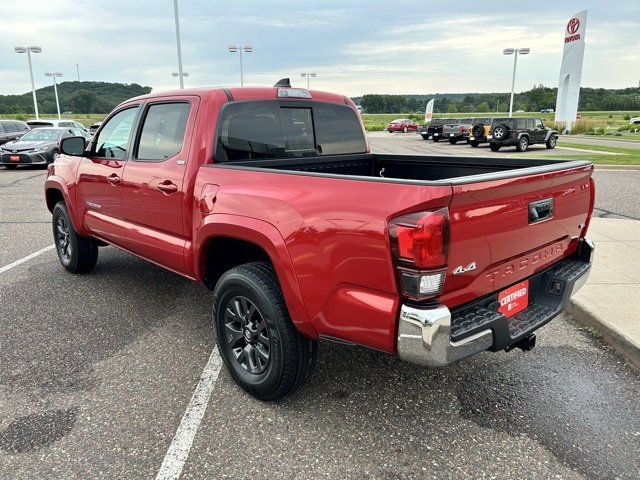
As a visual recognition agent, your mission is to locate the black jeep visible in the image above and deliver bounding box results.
[489,117,558,152]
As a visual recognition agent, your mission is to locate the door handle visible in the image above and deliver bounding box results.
[157,181,178,194]
[106,174,121,185]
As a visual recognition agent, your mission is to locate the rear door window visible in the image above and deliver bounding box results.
[135,102,190,161]
[515,119,527,130]
[527,118,536,129]
[3,122,18,133]
[217,101,366,162]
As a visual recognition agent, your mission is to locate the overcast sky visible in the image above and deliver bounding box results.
[1,0,638,97]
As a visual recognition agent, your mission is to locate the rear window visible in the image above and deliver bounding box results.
[216,101,366,162]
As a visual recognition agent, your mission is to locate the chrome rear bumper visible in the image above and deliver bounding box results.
[397,238,594,367]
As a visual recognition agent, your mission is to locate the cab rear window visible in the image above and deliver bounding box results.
[216,101,366,162]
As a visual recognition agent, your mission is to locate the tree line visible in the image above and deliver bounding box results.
[0,81,152,115]
[355,85,640,113]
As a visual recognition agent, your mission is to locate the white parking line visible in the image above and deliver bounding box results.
[155,347,223,480]
[0,244,55,274]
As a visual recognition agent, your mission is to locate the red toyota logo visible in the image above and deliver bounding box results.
[567,17,580,34]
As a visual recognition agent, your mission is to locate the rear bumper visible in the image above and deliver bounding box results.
[397,238,594,366]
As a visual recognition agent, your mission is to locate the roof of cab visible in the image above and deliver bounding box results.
[120,86,350,107]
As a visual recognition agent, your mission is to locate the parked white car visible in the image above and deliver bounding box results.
[630,117,640,124]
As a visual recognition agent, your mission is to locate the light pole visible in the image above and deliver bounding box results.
[45,72,63,119]
[172,0,185,89]
[14,46,42,119]
[228,45,252,86]
[300,72,316,89]
[503,47,530,117]
[76,63,80,81]
[172,72,189,86]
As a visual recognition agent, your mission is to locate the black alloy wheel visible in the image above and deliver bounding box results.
[222,295,271,375]
[55,215,73,264]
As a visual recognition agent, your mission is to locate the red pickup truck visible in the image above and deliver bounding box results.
[45,81,595,400]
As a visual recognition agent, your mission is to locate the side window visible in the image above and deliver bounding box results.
[95,107,139,159]
[535,118,544,128]
[17,122,29,132]
[0,123,5,134]
[70,128,84,137]
[527,118,535,129]
[3,122,18,133]
[135,103,190,161]
[515,119,527,130]
[59,122,72,127]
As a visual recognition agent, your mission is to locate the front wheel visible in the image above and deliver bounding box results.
[49,149,60,164]
[214,262,317,401]
[433,137,440,142]
[52,202,98,273]
[516,136,529,152]
[546,135,557,149]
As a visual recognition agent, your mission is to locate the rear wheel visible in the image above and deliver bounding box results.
[489,143,501,152]
[420,134,429,140]
[470,141,480,147]
[516,136,529,152]
[546,135,557,149]
[52,202,98,273]
[214,262,318,401]
[4,165,17,170]
[449,138,457,144]
[433,137,440,142]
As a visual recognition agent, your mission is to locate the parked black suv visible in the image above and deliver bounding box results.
[489,117,558,152]
[0,120,30,146]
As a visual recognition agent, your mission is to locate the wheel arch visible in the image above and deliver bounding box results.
[44,178,82,233]
[195,214,317,338]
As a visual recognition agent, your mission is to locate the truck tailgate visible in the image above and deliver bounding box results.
[441,163,594,308]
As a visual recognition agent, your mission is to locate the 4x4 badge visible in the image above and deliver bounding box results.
[452,262,477,275]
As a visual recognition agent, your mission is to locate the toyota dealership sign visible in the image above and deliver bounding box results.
[555,10,588,131]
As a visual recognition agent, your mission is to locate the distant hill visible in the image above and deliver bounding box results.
[0,81,152,115]
[352,85,640,114]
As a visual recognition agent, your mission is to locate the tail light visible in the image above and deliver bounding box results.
[389,208,449,300]
[459,125,465,133]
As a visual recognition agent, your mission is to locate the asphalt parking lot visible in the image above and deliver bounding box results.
[1,141,639,479]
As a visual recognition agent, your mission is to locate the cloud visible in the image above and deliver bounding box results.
[0,0,638,98]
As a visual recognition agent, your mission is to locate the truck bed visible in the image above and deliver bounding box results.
[213,153,590,185]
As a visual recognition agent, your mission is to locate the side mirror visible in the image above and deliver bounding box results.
[60,136,86,156]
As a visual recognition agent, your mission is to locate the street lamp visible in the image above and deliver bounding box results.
[503,47,530,117]
[228,45,252,86]
[44,72,63,119]
[172,0,185,89]
[300,72,316,89]
[172,72,189,86]
[14,46,42,119]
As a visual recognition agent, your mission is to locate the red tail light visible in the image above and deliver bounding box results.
[389,209,449,300]
[459,125,465,133]
[390,209,449,269]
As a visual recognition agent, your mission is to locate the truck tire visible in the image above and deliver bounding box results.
[52,201,98,273]
[470,141,480,147]
[492,124,509,141]
[213,262,318,401]
[4,165,17,170]
[471,124,484,138]
[489,143,501,152]
[420,134,429,140]
[449,138,458,144]
[516,136,529,152]
[433,137,440,142]
[546,135,557,149]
